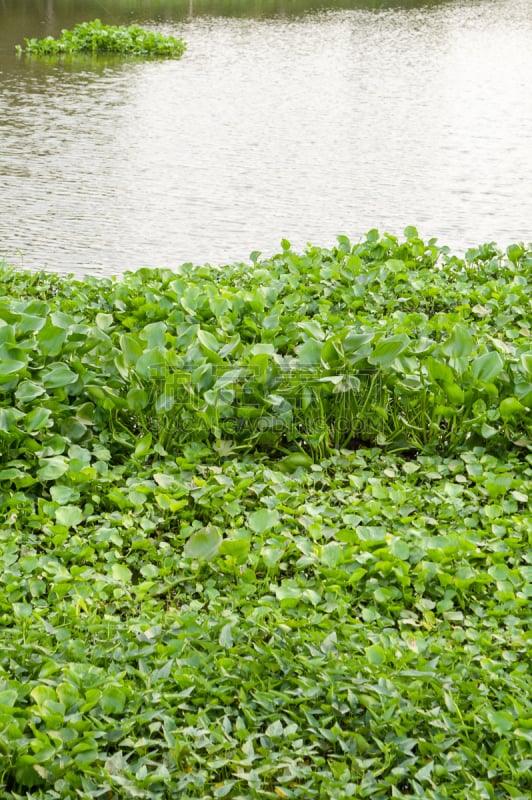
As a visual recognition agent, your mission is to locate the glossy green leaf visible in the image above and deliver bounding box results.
[42,364,78,389]
[55,505,83,527]
[441,325,475,358]
[368,333,410,367]
[248,508,280,533]
[183,526,222,561]
[472,351,504,382]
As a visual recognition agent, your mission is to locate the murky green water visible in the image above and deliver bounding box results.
[1,0,531,276]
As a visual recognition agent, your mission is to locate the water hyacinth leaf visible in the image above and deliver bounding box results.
[274,582,302,607]
[111,563,133,583]
[321,337,343,368]
[197,328,221,353]
[426,356,454,384]
[320,542,343,567]
[506,243,524,264]
[0,407,24,432]
[37,323,66,356]
[297,338,323,365]
[219,538,250,560]
[443,381,465,405]
[485,710,514,734]
[0,467,27,480]
[55,505,83,527]
[19,19,187,59]
[120,334,143,366]
[481,423,498,439]
[365,644,386,665]
[24,407,52,432]
[0,689,18,707]
[76,402,95,424]
[472,351,504,382]
[60,417,87,441]
[343,331,374,359]
[219,623,234,649]
[42,364,78,389]
[441,325,475,358]
[184,526,222,561]
[15,380,46,403]
[248,508,280,534]
[0,358,26,378]
[499,397,527,421]
[368,333,410,367]
[134,433,152,459]
[50,485,80,504]
[95,313,114,331]
[519,352,532,377]
[141,321,167,349]
[135,348,167,380]
[100,686,127,715]
[127,387,149,411]
[155,392,175,413]
[37,456,69,481]
[260,545,285,567]
[17,313,46,334]
[298,320,325,341]
[0,235,531,796]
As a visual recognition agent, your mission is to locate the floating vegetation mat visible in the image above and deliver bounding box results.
[17,19,186,59]
[0,230,531,798]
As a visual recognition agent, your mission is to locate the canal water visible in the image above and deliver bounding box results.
[1,0,531,276]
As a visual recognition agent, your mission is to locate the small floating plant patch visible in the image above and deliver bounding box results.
[17,18,186,58]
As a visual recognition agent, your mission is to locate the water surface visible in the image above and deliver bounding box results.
[1,0,531,276]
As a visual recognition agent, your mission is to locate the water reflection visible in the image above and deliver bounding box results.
[1,0,531,276]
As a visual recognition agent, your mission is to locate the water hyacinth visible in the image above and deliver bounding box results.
[17,19,187,59]
[0,230,531,797]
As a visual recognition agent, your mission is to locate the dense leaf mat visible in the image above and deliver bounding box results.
[0,231,531,798]
[17,19,186,59]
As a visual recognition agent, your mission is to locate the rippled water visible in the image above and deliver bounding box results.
[1,0,531,276]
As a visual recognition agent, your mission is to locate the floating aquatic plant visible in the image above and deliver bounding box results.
[16,18,186,59]
[0,231,530,797]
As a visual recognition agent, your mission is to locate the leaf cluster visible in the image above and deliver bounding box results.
[17,19,187,59]
[0,231,531,798]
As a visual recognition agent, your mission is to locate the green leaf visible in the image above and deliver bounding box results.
[298,320,325,341]
[485,709,514,734]
[197,328,221,353]
[472,351,504,382]
[24,407,52,432]
[248,508,280,534]
[368,334,410,367]
[37,456,69,481]
[111,564,132,583]
[120,333,143,366]
[297,338,323,365]
[499,396,527,421]
[426,357,454,384]
[141,321,167,349]
[95,312,114,331]
[365,644,386,665]
[15,380,47,403]
[0,358,26,377]
[55,505,83,527]
[100,686,127,715]
[441,325,475,358]
[134,433,153,459]
[0,689,18,707]
[519,352,532,378]
[184,527,222,561]
[135,348,167,380]
[42,364,78,388]
[219,623,234,649]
